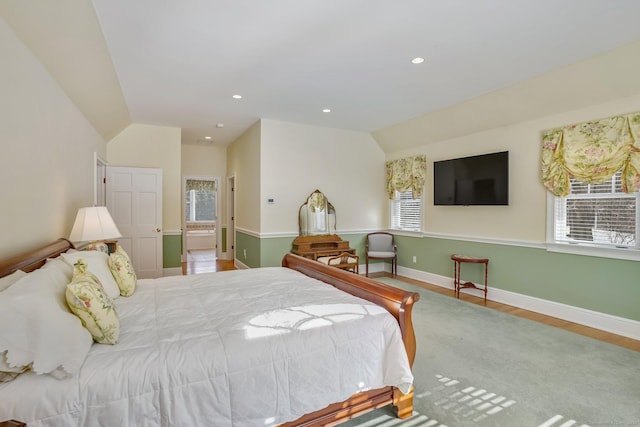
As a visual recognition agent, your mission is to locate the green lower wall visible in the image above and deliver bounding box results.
[236,231,262,268]
[395,235,640,322]
[163,234,182,269]
[164,228,227,269]
[221,227,227,253]
[235,231,372,269]
[240,231,639,322]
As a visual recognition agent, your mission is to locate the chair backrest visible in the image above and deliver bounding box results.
[367,233,394,252]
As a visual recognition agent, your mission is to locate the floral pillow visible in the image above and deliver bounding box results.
[66,259,120,345]
[108,246,136,297]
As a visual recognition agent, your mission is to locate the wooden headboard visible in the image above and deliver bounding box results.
[0,238,74,278]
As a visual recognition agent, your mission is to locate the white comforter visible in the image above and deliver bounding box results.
[0,267,413,426]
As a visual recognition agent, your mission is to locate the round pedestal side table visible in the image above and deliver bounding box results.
[451,254,489,303]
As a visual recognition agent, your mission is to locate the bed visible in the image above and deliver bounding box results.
[0,238,419,427]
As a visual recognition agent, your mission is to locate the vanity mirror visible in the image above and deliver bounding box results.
[291,190,355,260]
[299,189,336,236]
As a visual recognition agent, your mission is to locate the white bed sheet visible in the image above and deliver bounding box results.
[0,267,413,427]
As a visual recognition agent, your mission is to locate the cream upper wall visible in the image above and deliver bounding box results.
[226,121,261,232]
[107,124,182,231]
[373,40,640,153]
[0,16,106,258]
[182,144,227,177]
[260,119,386,234]
[0,0,130,141]
[378,39,640,242]
[384,93,640,242]
[181,144,227,225]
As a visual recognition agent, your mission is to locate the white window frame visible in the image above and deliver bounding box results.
[546,172,640,261]
[390,190,422,232]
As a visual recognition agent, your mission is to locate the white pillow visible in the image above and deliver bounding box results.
[0,266,93,379]
[0,270,27,292]
[62,250,120,299]
[44,257,74,280]
[0,351,29,382]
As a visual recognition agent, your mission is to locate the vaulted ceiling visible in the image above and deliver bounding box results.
[2,1,640,152]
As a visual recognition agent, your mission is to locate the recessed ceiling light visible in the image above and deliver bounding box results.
[322,108,331,113]
[204,136,212,140]
[411,57,425,64]
[232,94,242,99]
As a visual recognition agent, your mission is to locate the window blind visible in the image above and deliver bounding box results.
[390,190,421,231]
[553,172,638,248]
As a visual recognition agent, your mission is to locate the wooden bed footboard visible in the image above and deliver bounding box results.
[282,253,419,365]
[281,253,420,425]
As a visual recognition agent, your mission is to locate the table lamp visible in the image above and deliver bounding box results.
[69,206,122,252]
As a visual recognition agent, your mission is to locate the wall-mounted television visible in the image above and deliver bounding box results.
[433,151,509,206]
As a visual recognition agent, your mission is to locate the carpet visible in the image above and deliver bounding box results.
[341,277,640,427]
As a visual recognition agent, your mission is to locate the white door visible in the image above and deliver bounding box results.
[107,166,163,278]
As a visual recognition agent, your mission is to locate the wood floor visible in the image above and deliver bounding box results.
[181,249,235,275]
[182,253,640,352]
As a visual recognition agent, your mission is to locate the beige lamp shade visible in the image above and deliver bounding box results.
[69,206,122,243]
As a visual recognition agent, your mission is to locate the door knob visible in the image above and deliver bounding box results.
[156,228,161,233]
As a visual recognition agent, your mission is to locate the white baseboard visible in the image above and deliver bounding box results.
[235,259,249,270]
[397,265,640,341]
[358,262,387,275]
[163,267,183,277]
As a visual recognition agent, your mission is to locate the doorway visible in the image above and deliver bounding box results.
[182,176,220,270]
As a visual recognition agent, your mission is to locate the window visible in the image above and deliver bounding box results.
[390,190,422,231]
[185,179,216,222]
[551,171,638,249]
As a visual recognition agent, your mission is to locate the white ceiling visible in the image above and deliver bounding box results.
[5,1,640,149]
[90,0,640,147]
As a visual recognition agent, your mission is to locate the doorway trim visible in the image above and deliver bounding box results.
[226,175,236,262]
[94,152,107,207]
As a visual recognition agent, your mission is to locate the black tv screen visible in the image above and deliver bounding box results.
[433,151,509,206]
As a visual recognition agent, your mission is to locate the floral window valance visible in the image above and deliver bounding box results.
[186,179,215,193]
[541,112,640,197]
[385,155,427,199]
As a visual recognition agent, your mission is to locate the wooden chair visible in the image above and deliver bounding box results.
[317,252,359,273]
[365,232,397,277]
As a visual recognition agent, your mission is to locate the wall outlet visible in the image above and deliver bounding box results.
[243,249,247,259]
[412,255,417,263]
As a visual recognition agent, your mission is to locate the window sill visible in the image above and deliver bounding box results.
[546,242,640,262]
[388,229,423,238]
